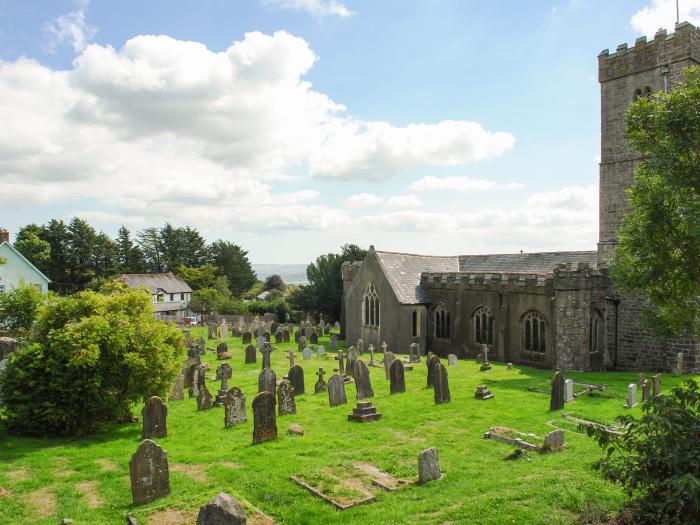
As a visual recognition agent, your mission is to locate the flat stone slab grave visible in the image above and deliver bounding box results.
[353,463,410,492]
[483,426,565,453]
[290,472,375,510]
[560,412,627,436]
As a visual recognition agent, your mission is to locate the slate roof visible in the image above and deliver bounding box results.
[373,249,597,305]
[458,251,598,274]
[117,273,192,294]
[374,251,459,304]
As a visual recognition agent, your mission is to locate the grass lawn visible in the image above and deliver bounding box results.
[0,327,696,524]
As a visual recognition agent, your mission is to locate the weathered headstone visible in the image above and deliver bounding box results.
[215,363,233,405]
[624,383,637,408]
[316,345,325,357]
[288,364,305,395]
[675,352,684,376]
[641,379,650,402]
[218,320,228,340]
[252,392,277,444]
[303,346,312,360]
[549,371,565,411]
[277,379,297,416]
[245,344,256,364]
[564,379,574,402]
[433,363,450,404]
[197,386,213,411]
[354,359,374,399]
[129,439,170,504]
[543,429,565,451]
[328,374,347,407]
[196,492,246,525]
[216,342,228,360]
[258,368,277,396]
[346,346,359,378]
[335,321,341,331]
[409,342,421,363]
[142,396,167,439]
[384,351,396,380]
[418,448,441,484]
[283,328,291,343]
[208,324,217,340]
[447,354,457,367]
[294,329,301,343]
[356,339,364,354]
[368,344,376,366]
[256,335,266,350]
[192,365,206,399]
[426,355,440,388]
[297,337,306,353]
[389,359,405,394]
[653,373,662,397]
[242,331,252,345]
[223,387,247,428]
[169,374,185,401]
[275,329,283,344]
[330,334,337,352]
[310,333,318,345]
[315,368,327,393]
[261,344,272,370]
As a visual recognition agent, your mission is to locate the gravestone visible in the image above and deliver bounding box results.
[447,354,457,367]
[328,374,347,407]
[261,344,272,370]
[277,379,297,416]
[317,345,325,357]
[252,392,277,444]
[223,387,247,428]
[288,364,305,395]
[324,325,331,335]
[169,374,185,401]
[474,384,493,400]
[389,359,405,394]
[315,368,327,393]
[354,360,374,399]
[142,396,167,439]
[256,336,266,350]
[335,351,345,375]
[675,352,684,376]
[543,429,565,451]
[288,350,296,368]
[196,492,246,525]
[215,363,232,405]
[564,379,574,402]
[192,365,206,399]
[356,339,364,354]
[303,346,312,360]
[368,344,376,366]
[653,373,662,397]
[305,326,313,339]
[187,346,201,364]
[197,386,213,411]
[218,320,228,340]
[310,333,318,345]
[129,439,170,504]
[245,344,256,364]
[258,368,277,396]
[433,363,451,404]
[507,362,513,369]
[275,330,283,344]
[283,328,291,343]
[216,342,228,360]
[335,321,341,331]
[480,345,492,371]
[641,379,650,402]
[384,351,396,380]
[409,342,421,363]
[242,332,252,345]
[294,329,300,343]
[208,324,217,340]
[624,383,637,408]
[347,401,382,422]
[346,346,359,378]
[637,372,646,387]
[426,355,440,388]
[330,334,337,352]
[549,371,565,411]
[186,363,197,397]
[297,337,306,353]
[418,448,441,484]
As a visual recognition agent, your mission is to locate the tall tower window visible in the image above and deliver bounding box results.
[522,311,547,353]
[473,306,494,345]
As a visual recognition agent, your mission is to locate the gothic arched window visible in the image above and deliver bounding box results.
[473,306,494,345]
[522,311,547,353]
[363,283,379,327]
[590,310,604,354]
[434,304,450,339]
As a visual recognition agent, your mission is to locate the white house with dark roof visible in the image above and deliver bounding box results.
[0,229,51,294]
[117,272,192,318]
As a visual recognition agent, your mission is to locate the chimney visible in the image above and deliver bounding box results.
[0,228,9,244]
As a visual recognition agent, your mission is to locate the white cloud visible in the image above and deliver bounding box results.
[385,194,423,208]
[408,175,524,192]
[0,31,514,233]
[343,193,383,208]
[263,0,353,17]
[43,0,96,53]
[631,0,700,36]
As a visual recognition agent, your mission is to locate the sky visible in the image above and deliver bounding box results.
[0,0,698,263]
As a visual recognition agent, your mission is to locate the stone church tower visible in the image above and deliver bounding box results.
[598,22,700,372]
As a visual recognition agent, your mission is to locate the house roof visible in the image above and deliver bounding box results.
[0,241,51,283]
[373,249,598,305]
[374,250,459,304]
[458,251,598,274]
[117,273,192,294]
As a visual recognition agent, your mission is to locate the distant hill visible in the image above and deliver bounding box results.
[253,264,309,284]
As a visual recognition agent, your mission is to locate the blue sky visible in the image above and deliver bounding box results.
[0,0,693,262]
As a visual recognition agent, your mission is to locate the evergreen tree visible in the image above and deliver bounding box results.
[116,226,145,273]
[14,224,51,273]
[66,217,98,290]
[180,226,208,267]
[209,240,257,297]
[41,219,70,292]
[137,227,164,272]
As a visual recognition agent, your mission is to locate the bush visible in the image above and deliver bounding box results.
[0,283,184,435]
[584,379,700,524]
[0,283,46,332]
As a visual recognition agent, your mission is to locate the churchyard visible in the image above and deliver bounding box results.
[0,325,696,525]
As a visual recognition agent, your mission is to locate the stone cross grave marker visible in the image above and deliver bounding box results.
[389,359,405,394]
[480,344,492,371]
[549,371,565,411]
[328,374,347,407]
[335,351,345,375]
[288,350,296,368]
[245,344,256,364]
[252,391,277,444]
[142,396,167,439]
[315,368,327,393]
[288,364,305,395]
[223,387,247,428]
[418,448,441,484]
[129,439,170,504]
[354,359,374,400]
[261,344,272,370]
[564,379,574,402]
[277,379,297,416]
[433,363,451,404]
[216,363,232,405]
[624,383,637,408]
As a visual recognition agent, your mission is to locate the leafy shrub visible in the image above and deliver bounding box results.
[0,283,46,332]
[584,380,700,524]
[0,283,184,435]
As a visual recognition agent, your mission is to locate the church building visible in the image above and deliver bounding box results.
[342,22,700,374]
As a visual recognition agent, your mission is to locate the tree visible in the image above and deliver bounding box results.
[264,274,286,292]
[41,219,71,291]
[176,264,224,291]
[116,226,145,273]
[137,227,164,273]
[14,224,51,271]
[612,68,700,337]
[209,240,257,297]
[289,244,366,320]
[0,284,46,331]
[66,217,99,290]
[0,283,184,435]
[585,380,700,524]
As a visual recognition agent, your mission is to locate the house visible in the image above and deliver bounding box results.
[0,229,51,294]
[117,272,193,318]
